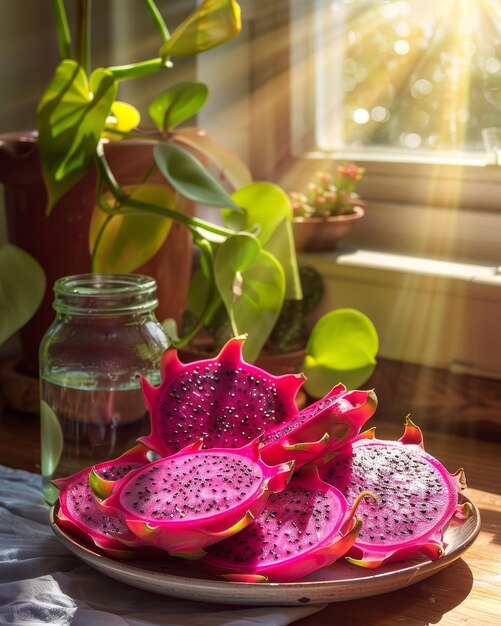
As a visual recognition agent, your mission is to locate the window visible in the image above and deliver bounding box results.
[284,0,501,262]
[311,0,501,160]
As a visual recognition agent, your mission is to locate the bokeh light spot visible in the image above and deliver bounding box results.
[394,40,410,55]
[371,106,391,122]
[486,58,501,74]
[353,108,370,124]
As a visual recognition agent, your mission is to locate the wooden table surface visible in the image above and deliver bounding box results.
[1,357,500,626]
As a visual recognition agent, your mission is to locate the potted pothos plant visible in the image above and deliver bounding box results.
[0,0,377,404]
[1,0,302,376]
[290,165,366,252]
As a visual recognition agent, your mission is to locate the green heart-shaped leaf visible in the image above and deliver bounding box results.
[223,182,292,245]
[160,0,241,57]
[0,244,46,345]
[89,184,175,273]
[40,400,64,477]
[303,308,378,398]
[37,60,117,212]
[154,142,239,209]
[263,218,302,300]
[214,234,285,361]
[174,127,252,190]
[222,183,301,299]
[149,82,208,132]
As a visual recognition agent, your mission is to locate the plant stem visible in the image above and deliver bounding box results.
[76,0,91,75]
[119,197,236,237]
[90,213,113,271]
[144,0,170,42]
[175,238,220,347]
[51,0,73,60]
[95,144,237,238]
[174,295,220,348]
[108,58,169,82]
[107,0,172,83]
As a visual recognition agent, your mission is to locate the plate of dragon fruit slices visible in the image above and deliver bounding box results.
[50,494,480,606]
[48,338,481,605]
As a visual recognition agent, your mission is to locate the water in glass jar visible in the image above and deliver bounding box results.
[41,374,157,505]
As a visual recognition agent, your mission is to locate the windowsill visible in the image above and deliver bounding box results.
[301,247,501,380]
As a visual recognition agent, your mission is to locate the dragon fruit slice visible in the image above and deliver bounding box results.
[260,386,378,468]
[319,416,467,569]
[53,443,151,558]
[203,464,372,582]
[139,336,305,456]
[92,438,294,558]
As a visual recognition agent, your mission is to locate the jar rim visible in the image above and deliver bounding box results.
[54,273,156,295]
[53,273,159,315]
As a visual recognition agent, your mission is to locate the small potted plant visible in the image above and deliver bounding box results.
[290,164,366,252]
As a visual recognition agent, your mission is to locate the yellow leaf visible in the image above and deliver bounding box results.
[90,184,175,273]
[103,101,141,139]
[160,0,241,57]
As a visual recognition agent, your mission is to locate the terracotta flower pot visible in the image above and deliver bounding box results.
[0,132,193,376]
[292,206,364,252]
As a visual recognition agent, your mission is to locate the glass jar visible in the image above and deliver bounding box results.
[39,273,169,505]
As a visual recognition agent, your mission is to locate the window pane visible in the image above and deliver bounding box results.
[314,0,501,156]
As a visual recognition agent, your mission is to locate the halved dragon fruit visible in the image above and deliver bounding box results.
[92,438,294,558]
[260,385,378,468]
[319,416,467,569]
[139,336,305,456]
[53,443,151,558]
[203,464,372,582]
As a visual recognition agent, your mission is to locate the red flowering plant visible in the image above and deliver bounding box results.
[290,164,365,218]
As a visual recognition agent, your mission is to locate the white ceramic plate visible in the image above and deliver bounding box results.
[50,494,480,607]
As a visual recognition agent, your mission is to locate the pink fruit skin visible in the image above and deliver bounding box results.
[53,444,151,557]
[138,336,305,456]
[319,418,465,569]
[260,387,378,468]
[203,464,367,582]
[95,438,294,557]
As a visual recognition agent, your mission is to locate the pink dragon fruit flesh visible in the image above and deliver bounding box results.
[139,336,305,457]
[53,443,151,558]
[319,416,468,569]
[91,438,294,558]
[260,385,378,468]
[203,464,373,582]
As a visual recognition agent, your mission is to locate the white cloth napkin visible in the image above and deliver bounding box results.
[0,465,324,626]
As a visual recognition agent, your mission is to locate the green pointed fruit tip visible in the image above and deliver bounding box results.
[283,432,330,452]
[345,555,378,569]
[169,549,207,560]
[458,502,474,519]
[88,468,114,500]
[144,523,161,535]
